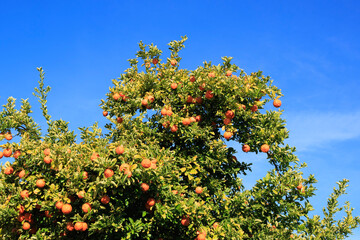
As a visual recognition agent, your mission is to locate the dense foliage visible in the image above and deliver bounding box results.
[0,37,359,239]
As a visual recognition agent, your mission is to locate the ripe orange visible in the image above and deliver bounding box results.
[141,183,149,192]
[296,183,303,191]
[74,222,83,231]
[205,90,214,99]
[4,166,14,175]
[182,118,191,126]
[223,118,231,125]
[251,105,258,112]
[67,148,71,154]
[119,163,130,172]
[101,195,110,204]
[198,233,206,240]
[199,83,206,91]
[13,150,21,159]
[3,149,12,157]
[223,131,233,140]
[226,70,232,76]
[189,75,196,82]
[19,205,25,214]
[62,204,72,214]
[170,125,178,132]
[55,201,64,210]
[152,58,159,65]
[5,132,12,141]
[181,216,190,226]
[190,117,196,123]
[170,59,177,66]
[36,179,45,188]
[81,222,88,231]
[44,156,52,164]
[161,108,167,116]
[208,72,216,78]
[66,222,74,231]
[20,190,29,199]
[141,98,148,106]
[115,145,125,155]
[113,93,121,100]
[225,110,235,119]
[44,148,51,156]
[195,186,203,194]
[116,117,123,123]
[141,159,151,168]
[195,115,201,122]
[124,169,132,178]
[260,144,270,153]
[171,83,178,90]
[242,144,250,152]
[18,169,26,178]
[104,169,114,178]
[273,99,282,108]
[102,111,108,117]
[0,151,3,159]
[186,95,193,103]
[83,171,88,180]
[22,222,30,230]
[147,198,155,206]
[82,203,91,213]
[77,191,85,199]
[90,152,99,161]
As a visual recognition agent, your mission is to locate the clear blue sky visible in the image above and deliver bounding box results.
[1,1,360,238]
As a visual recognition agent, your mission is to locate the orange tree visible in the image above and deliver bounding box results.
[0,36,359,239]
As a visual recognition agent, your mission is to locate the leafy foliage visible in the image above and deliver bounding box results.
[0,37,359,239]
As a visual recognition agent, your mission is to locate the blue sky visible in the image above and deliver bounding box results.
[1,1,360,238]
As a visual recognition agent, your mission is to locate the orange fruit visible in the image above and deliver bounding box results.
[74,222,83,231]
[186,95,193,103]
[161,108,167,116]
[116,117,123,123]
[273,99,282,108]
[62,204,72,214]
[18,169,26,178]
[3,149,12,157]
[172,190,178,194]
[296,183,303,191]
[251,105,258,112]
[225,110,235,119]
[147,95,154,103]
[195,186,203,194]
[166,109,173,116]
[223,118,231,125]
[195,115,201,122]
[147,198,155,206]
[44,156,52,164]
[55,201,64,210]
[102,111,108,116]
[182,118,191,126]
[223,131,233,140]
[171,83,178,89]
[82,203,91,213]
[141,98,148,106]
[4,166,14,175]
[83,171,88,180]
[170,59,177,66]
[44,148,51,156]
[195,97,203,104]
[90,152,99,161]
[104,169,114,178]
[208,72,215,78]
[189,75,196,82]
[13,150,21,159]
[260,144,270,153]
[45,210,52,218]
[81,222,88,231]
[115,145,125,155]
[20,190,29,199]
[170,125,178,132]
[101,195,110,204]
[141,183,149,192]
[5,132,12,141]
[239,104,246,110]
[181,216,190,226]
[124,169,132,178]
[0,151,3,159]
[66,222,74,231]
[152,58,159,65]
[242,144,250,152]
[22,222,30,230]
[141,159,151,168]
[205,90,214,99]
[113,93,121,100]
[226,70,232,76]
[190,117,196,123]
[145,62,151,68]
[36,179,45,188]
[77,191,85,199]
[198,233,206,240]
[19,205,25,214]
[199,83,206,91]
